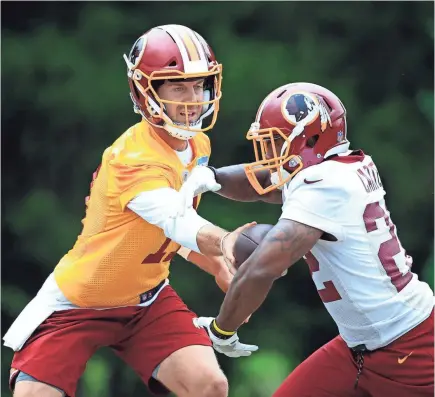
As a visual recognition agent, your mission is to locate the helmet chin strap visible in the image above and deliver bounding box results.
[271,140,351,188]
[270,170,290,190]
[271,139,292,190]
[164,121,202,140]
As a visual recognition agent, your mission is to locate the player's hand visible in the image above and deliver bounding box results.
[177,166,221,216]
[220,222,257,268]
[193,317,258,358]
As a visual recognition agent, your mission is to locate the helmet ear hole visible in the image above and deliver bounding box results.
[306,134,319,148]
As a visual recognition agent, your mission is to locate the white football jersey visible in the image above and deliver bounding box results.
[280,151,434,350]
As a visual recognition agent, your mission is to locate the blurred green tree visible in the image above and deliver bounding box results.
[2,2,433,396]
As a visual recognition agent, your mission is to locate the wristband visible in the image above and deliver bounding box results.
[220,232,230,256]
[210,319,236,339]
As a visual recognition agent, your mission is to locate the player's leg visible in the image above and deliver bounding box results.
[13,372,65,397]
[272,335,368,397]
[362,310,434,397]
[155,345,228,397]
[9,307,130,397]
[113,285,228,397]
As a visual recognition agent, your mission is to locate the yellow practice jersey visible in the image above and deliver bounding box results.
[54,120,211,308]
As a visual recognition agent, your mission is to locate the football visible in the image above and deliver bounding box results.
[233,223,274,269]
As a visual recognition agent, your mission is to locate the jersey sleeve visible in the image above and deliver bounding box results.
[113,162,176,211]
[127,188,211,253]
[280,175,347,241]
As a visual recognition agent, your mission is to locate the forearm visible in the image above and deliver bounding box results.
[196,224,227,257]
[215,266,274,331]
[184,249,233,293]
[185,250,221,276]
[211,164,282,204]
[215,219,323,331]
[128,188,225,255]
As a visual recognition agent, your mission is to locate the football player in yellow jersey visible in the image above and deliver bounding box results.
[5,25,258,397]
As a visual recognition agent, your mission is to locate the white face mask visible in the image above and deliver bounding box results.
[270,138,292,190]
[270,172,282,189]
[270,169,291,190]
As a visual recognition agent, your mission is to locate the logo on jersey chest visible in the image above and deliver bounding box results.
[181,155,209,183]
[196,155,209,166]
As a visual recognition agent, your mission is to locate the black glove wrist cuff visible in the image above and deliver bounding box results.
[207,166,218,182]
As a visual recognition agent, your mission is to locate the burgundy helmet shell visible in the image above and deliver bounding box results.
[245,82,349,194]
[123,25,223,140]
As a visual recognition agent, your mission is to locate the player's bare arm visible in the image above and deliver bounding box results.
[176,164,281,218]
[128,187,255,268]
[211,164,282,204]
[181,249,225,275]
[179,249,234,293]
[196,224,228,256]
[215,219,322,332]
[196,222,256,264]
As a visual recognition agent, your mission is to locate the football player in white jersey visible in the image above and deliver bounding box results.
[179,82,434,397]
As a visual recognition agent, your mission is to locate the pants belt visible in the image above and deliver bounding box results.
[350,344,369,353]
[139,280,166,304]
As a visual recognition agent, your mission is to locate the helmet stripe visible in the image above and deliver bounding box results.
[161,25,191,68]
[186,28,208,61]
[162,25,208,72]
[181,31,200,61]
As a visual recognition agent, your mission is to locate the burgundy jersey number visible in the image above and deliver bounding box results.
[85,163,202,265]
[305,199,412,305]
[305,252,342,303]
[363,201,412,292]
[142,196,199,264]
[142,237,177,264]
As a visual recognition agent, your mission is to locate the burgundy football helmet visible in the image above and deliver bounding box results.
[245,82,349,194]
[123,24,222,140]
